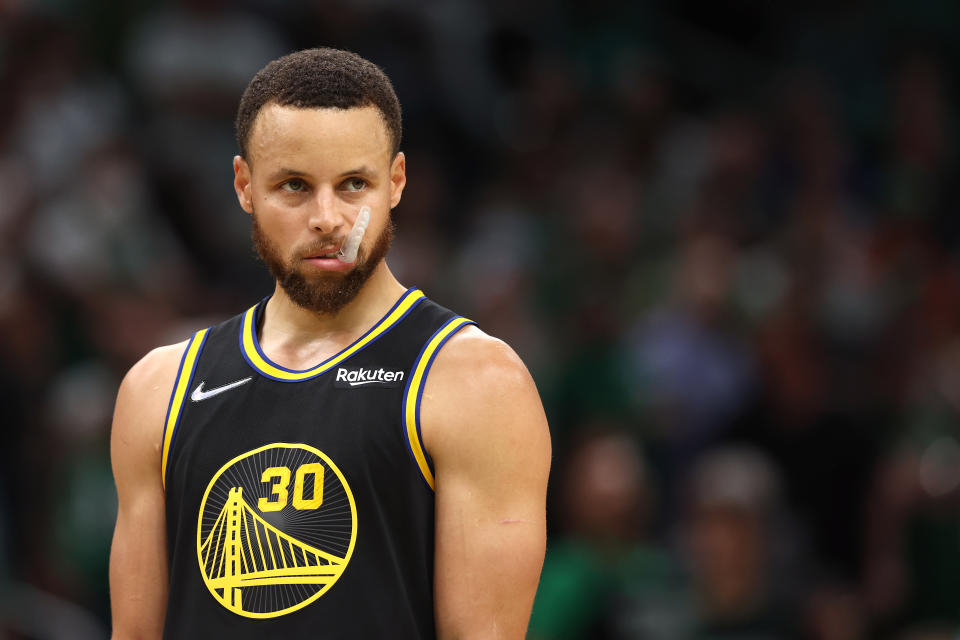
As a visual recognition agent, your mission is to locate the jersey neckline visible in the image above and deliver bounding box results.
[238,287,426,382]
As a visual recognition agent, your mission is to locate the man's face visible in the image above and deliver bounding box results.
[233,103,406,313]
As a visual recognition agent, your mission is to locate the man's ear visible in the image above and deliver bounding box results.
[233,155,254,214]
[389,151,406,209]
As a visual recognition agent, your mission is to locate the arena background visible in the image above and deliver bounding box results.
[1,1,958,638]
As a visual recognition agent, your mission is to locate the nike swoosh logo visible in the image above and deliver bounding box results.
[191,377,252,402]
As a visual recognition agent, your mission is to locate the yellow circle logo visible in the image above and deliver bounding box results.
[196,443,357,618]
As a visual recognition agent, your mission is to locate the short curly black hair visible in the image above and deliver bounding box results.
[235,48,402,161]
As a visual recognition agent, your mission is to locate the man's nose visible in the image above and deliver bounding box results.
[307,187,345,234]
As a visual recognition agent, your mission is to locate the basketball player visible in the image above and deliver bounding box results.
[109,48,551,638]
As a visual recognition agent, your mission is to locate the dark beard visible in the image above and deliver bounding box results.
[251,212,394,314]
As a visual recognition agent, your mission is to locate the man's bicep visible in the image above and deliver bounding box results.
[424,333,551,638]
[110,483,168,637]
[433,464,549,638]
[109,344,184,638]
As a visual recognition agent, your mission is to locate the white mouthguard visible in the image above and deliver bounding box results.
[336,206,370,264]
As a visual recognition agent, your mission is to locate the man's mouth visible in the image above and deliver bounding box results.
[305,245,342,260]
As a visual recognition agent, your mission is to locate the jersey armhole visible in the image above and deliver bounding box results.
[160,328,210,491]
[401,317,476,491]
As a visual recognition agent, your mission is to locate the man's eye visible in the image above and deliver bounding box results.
[281,179,306,192]
[343,178,366,192]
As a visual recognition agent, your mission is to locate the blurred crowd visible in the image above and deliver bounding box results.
[1,0,958,638]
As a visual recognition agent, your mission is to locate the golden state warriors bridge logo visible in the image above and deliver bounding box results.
[196,443,357,618]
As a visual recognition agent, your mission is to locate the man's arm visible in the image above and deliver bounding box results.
[421,327,551,639]
[109,341,187,639]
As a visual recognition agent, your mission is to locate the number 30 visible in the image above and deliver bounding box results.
[258,463,324,512]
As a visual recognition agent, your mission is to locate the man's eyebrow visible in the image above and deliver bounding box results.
[268,167,306,180]
[338,166,376,178]
[266,166,377,180]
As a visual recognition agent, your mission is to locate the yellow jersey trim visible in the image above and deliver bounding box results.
[161,328,209,490]
[403,316,475,490]
[240,288,426,382]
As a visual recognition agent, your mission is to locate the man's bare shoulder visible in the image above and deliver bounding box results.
[429,325,529,385]
[123,340,191,392]
[420,325,550,461]
[112,340,191,466]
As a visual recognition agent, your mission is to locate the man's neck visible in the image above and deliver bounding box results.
[258,262,407,370]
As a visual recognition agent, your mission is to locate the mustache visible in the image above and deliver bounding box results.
[295,236,348,259]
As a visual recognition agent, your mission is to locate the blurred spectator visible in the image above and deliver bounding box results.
[804,580,866,640]
[865,338,960,634]
[681,446,803,639]
[40,361,118,620]
[529,428,689,640]
[125,0,288,287]
[624,233,756,514]
[449,194,551,373]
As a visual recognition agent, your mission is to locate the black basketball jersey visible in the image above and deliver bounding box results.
[160,287,474,638]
